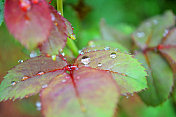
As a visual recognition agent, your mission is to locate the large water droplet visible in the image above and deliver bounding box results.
[11,81,16,86]
[42,84,48,88]
[104,47,110,50]
[110,52,117,58]
[136,32,145,38]
[30,51,37,58]
[19,0,31,12]
[81,56,90,65]
[98,63,102,67]
[36,101,41,111]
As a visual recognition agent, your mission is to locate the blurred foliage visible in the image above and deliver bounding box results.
[1,0,176,117]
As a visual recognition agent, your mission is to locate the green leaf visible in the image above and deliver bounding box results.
[132,11,175,49]
[0,0,4,26]
[75,50,147,94]
[135,52,174,106]
[0,56,67,101]
[41,67,119,117]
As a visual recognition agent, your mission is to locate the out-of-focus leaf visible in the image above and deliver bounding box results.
[132,11,175,50]
[100,20,132,50]
[75,50,147,94]
[159,28,176,72]
[41,67,119,117]
[39,6,67,55]
[4,0,52,49]
[135,52,173,106]
[84,40,129,53]
[0,56,67,101]
[0,0,4,26]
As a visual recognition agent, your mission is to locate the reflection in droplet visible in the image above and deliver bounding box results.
[98,63,102,67]
[136,32,145,38]
[81,56,90,65]
[11,81,16,86]
[110,52,117,58]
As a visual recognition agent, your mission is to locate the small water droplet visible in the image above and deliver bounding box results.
[98,63,102,67]
[19,0,31,12]
[81,56,90,65]
[21,76,29,81]
[30,51,37,58]
[42,84,48,88]
[114,48,118,51]
[57,11,61,15]
[11,81,16,86]
[136,32,145,38]
[36,101,41,111]
[18,59,24,63]
[110,52,117,58]
[78,50,82,54]
[61,52,65,56]
[37,71,44,75]
[50,13,55,21]
[163,29,169,37]
[80,52,84,55]
[62,79,66,83]
[104,47,110,50]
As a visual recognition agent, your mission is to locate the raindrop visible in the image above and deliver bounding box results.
[50,13,55,21]
[110,52,117,59]
[136,32,145,38]
[98,63,102,67]
[19,0,31,12]
[11,81,16,86]
[81,56,90,65]
[104,47,110,50]
[36,101,41,111]
[62,79,66,83]
[30,51,37,58]
[42,84,48,88]
[21,76,29,81]
[18,59,24,63]
[37,71,44,75]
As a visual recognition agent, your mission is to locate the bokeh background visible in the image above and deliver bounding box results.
[0,0,176,116]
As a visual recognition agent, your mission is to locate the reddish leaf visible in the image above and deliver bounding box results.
[0,56,67,101]
[74,50,147,94]
[4,0,52,49]
[41,67,119,117]
[39,6,67,55]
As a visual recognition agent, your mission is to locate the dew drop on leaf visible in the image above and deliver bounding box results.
[18,59,24,63]
[37,71,45,75]
[110,52,117,59]
[104,47,110,50]
[163,29,169,37]
[36,101,41,111]
[11,81,16,86]
[30,51,38,58]
[42,84,48,88]
[114,48,118,51]
[21,76,29,81]
[19,0,31,12]
[50,13,55,21]
[61,52,65,56]
[136,32,145,38]
[98,63,102,67]
[81,56,90,65]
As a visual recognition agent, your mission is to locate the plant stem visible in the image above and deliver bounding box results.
[56,0,79,57]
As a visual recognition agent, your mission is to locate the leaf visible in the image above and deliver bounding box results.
[100,19,132,50]
[132,11,175,49]
[85,40,129,53]
[4,0,52,49]
[74,50,147,94]
[159,28,176,72]
[135,51,174,106]
[0,56,67,101]
[0,0,4,26]
[39,6,67,55]
[41,67,119,117]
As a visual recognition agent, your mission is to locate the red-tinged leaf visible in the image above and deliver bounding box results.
[132,11,175,50]
[39,6,67,55]
[135,52,174,106]
[41,67,119,117]
[74,50,147,94]
[4,0,52,49]
[0,56,67,101]
[159,28,176,72]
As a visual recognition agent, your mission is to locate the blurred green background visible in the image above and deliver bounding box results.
[0,0,176,117]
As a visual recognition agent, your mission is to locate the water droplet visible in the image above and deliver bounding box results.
[42,84,48,88]
[114,48,118,51]
[52,55,56,61]
[80,52,84,55]
[62,79,66,83]
[21,76,29,81]
[36,101,41,111]
[30,51,37,58]
[98,63,102,67]
[78,50,82,54]
[57,11,61,15]
[32,0,39,4]
[37,71,44,75]
[61,52,65,56]
[136,32,145,38]
[11,81,16,86]
[104,47,110,50]
[50,13,55,21]
[163,29,169,37]
[110,52,117,58]
[18,59,24,63]
[81,56,90,65]
[19,0,31,12]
